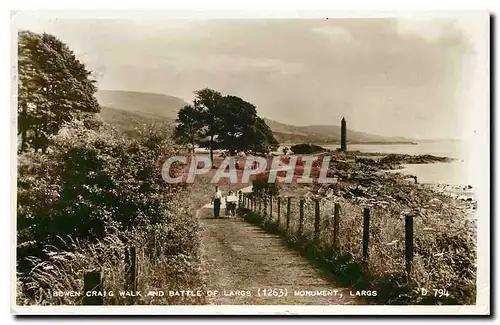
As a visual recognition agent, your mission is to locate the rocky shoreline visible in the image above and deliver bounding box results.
[278,149,476,221]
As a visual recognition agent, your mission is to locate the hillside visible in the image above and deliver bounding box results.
[96,90,188,120]
[264,118,414,144]
[96,90,414,144]
[99,105,170,133]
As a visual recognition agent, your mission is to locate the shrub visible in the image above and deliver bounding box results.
[17,120,204,305]
[252,172,279,198]
[290,143,328,154]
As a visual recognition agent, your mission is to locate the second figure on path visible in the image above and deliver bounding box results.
[225,190,238,217]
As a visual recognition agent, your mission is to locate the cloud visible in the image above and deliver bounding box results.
[396,18,446,41]
[395,14,485,54]
[311,26,352,42]
[12,14,488,139]
[162,54,305,77]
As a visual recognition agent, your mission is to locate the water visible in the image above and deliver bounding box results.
[390,161,473,186]
[323,140,474,186]
[323,140,464,159]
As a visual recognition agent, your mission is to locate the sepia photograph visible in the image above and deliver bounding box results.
[11,10,490,315]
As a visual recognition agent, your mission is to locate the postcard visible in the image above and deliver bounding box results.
[11,10,490,315]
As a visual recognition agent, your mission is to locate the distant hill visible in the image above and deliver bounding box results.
[264,118,414,144]
[96,90,413,144]
[96,90,189,120]
[99,105,170,133]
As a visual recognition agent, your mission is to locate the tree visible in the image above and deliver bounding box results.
[217,96,278,154]
[216,95,257,155]
[173,105,203,153]
[248,116,279,154]
[191,89,278,158]
[176,88,279,162]
[192,88,224,163]
[17,31,100,153]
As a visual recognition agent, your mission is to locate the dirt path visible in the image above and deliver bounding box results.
[198,199,361,305]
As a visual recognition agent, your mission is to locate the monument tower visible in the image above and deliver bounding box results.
[340,117,347,151]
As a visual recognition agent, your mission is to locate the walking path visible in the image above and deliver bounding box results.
[198,186,360,305]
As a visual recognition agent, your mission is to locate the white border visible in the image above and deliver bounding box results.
[7,4,491,317]
[11,304,491,315]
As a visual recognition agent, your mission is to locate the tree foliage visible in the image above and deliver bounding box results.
[173,105,204,153]
[174,88,278,160]
[18,30,100,153]
[191,88,224,161]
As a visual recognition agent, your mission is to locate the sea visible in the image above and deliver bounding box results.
[323,140,476,186]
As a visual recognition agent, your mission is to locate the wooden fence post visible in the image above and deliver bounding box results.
[363,208,370,257]
[314,199,320,244]
[277,196,281,227]
[125,246,137,293]
[83,270,103,305]
[269,195,273,221]
[286,197,291,232]
[258,197,262,214]
[238,190,242,208]
[405,214,414,274]
[298,198,304,235]
[263,195,268,218]
[333,203,340,250]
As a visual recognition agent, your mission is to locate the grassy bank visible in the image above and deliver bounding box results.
[240,152,476,305]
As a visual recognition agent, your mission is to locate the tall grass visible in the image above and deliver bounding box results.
[17,223,205,305]
[242,182,477,305]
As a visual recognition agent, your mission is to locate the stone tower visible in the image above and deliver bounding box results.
[340,117,347,151]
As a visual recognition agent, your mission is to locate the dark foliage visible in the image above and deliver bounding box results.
[175,88,278,159]
[18,31,100,153]
[290,143,329,154]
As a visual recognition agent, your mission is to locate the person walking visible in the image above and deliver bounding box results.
[225,190,237,217]
[213,186,222,218]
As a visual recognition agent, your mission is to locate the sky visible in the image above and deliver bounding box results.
[12,12,489,139]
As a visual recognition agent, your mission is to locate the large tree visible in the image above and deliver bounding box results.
[175,88,278,161]
[17,31,100,153]
[192,88,224,162]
